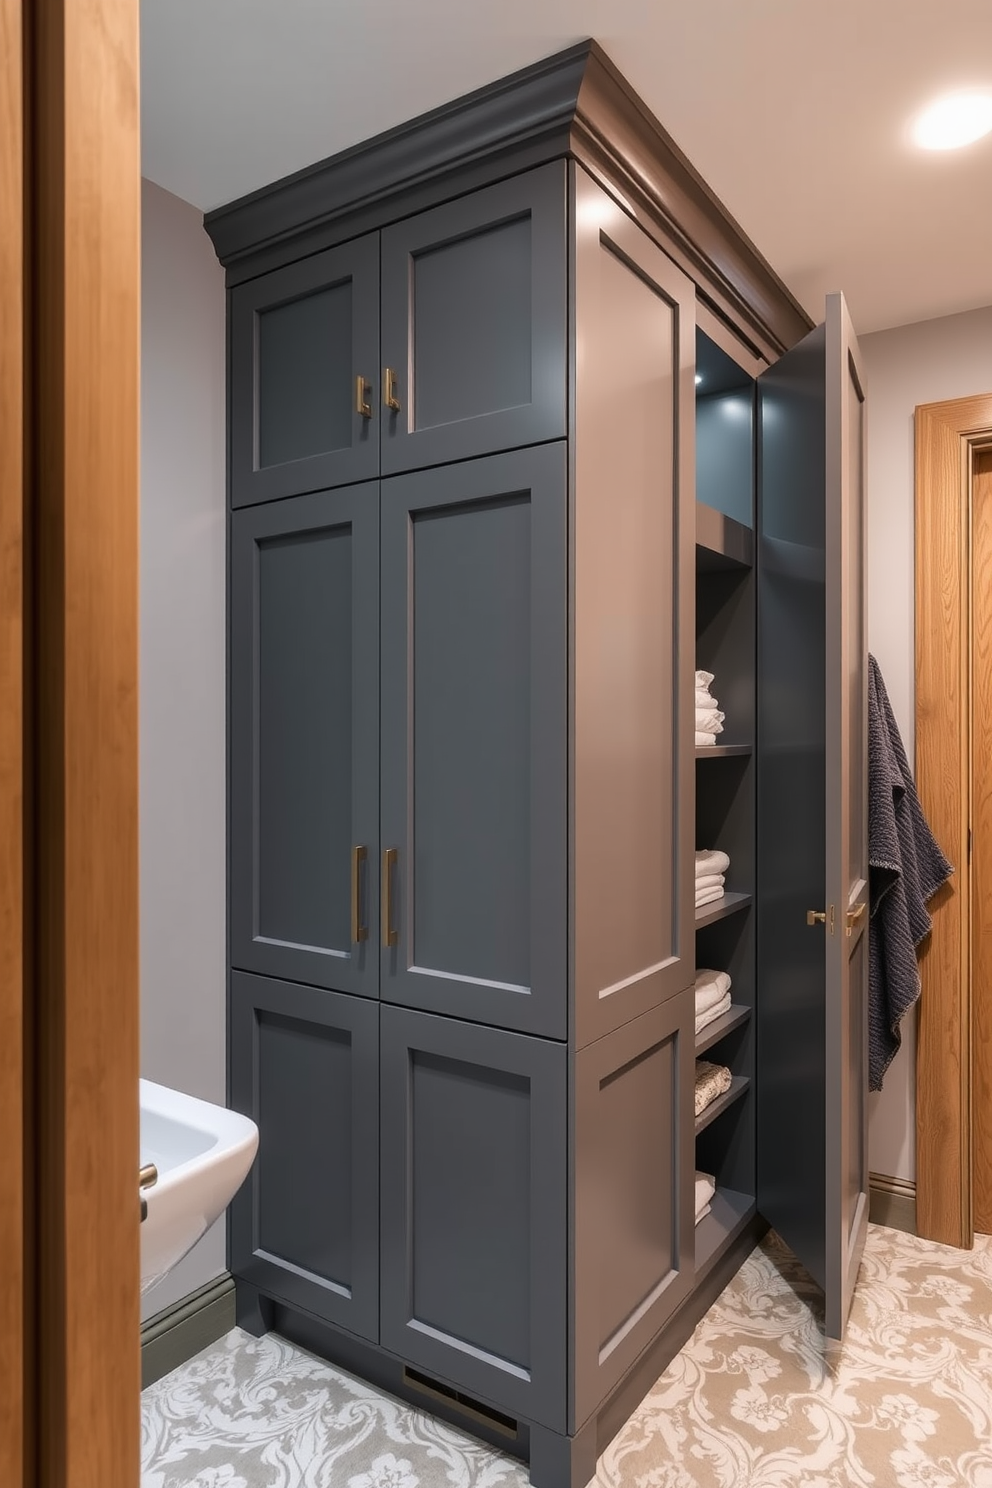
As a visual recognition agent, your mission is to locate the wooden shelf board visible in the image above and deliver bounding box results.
[694,1074,750,1135]
[694,891,752,928]
[695,1003,751,1055]
[694,1188,757,1282]
[695,744,752,759]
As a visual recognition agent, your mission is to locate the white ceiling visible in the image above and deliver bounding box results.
[140,0,992,335]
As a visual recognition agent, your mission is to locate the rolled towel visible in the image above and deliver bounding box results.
[695,1170,716,1218]
[695,884,725,909]
[695,990,732,1034]
[695,968,732,1010]
[695,670,714,689]
[695,708,725,732]
[696,848,731,877]
[695,687,718,707]
[695,1059,733,1116]
[695,731,717,747]
[695,873,725,891]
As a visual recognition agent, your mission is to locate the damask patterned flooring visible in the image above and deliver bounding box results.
[142,1224,992,1488]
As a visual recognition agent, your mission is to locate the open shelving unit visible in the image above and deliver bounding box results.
[693,326,758,1274]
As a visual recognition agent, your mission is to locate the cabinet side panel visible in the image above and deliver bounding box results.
[572,168,696,1046]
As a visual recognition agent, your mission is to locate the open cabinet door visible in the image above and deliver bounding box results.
[756,292,869,1340]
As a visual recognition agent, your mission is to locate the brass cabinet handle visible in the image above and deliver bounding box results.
[355,375,373,419]
[806,905,836,933]
[139,1163,158,1191]
[383,367,401,413]
[382,848,398,948]
[351,845,368,944]
[846,901,867,937]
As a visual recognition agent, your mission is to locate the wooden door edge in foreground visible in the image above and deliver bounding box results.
[915,393,992,1249]
[0,0,26,1479]
[32,0,142,1483]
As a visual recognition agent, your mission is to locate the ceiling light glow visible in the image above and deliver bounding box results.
[695,374,703,385]
[913,92,992,150]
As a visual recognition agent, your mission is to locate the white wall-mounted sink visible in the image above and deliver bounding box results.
[140,1078,258,1296]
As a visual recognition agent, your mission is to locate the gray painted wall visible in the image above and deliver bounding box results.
[140,178,227,1321]
[862,303,992,1184]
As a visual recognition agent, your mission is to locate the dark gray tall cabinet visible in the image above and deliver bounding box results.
[208,40,868,1488]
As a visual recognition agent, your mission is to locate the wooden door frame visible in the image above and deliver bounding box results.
[915,391,992,1248]
[1,0,26,1479]
[22,0,142,1481]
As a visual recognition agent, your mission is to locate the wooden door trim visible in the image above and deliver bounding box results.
[1,0,26,1478]
[31,0,141,1481]
[915,391,992,1248]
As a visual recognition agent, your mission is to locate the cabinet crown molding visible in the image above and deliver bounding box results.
[202,39,811,360]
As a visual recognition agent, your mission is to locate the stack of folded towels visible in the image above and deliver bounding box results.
[696,848,729,909]
[695,967,732,1033]
[696,669,725,746]
[695,1058,732,1116]
[695,1170,716,1226]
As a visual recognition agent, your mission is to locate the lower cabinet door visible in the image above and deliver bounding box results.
[379,1005,567,1430]
[229,972,379,1342]
[572,988,695,1429]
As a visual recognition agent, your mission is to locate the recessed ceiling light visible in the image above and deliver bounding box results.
[913,92,992,150]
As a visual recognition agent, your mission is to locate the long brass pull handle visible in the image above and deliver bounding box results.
[383,367,401,413]
[351,845,368,944]
[382,848,398,948]
[846,901,867,937]
[356,375,373,419]
[139,1163,158,1191]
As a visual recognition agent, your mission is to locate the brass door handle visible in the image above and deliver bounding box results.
[382,848,398,948]
[351,845,368,944]
[355,375,373,419]
[846,901,867,937]
[383,367,401,412]
[807,905,836,933]
[139,1163,158,1191]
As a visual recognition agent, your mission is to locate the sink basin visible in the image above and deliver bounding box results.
[140,1078,258,1296]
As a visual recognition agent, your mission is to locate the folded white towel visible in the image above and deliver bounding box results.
[695,885,725,909]
[695,968,732,1009]
[695,706,725,726]
[696,848,731,877]
[695,1202,712,1226]
[695,731,717,747]
[695,991,732,1034]
[695,687,718,707]
[695,670,714,689]
[694,872,725,891]
[695,1170,716,1217]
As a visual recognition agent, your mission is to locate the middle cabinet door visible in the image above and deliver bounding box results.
[380,445,567,1037]
[230,483,380,995]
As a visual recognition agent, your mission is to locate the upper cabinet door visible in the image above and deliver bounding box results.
[570,168,697,1048]
[379,164,567,475]
[756,292,868,1340]
[230,235,379,507]
[230,484,379,995]
[379,445,567,1037]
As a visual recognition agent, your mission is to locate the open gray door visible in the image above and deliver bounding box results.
[756,292,869,1340]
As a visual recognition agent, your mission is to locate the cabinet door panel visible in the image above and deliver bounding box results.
[380,1005,566,1428]
[231,236,379,506]
[757,292,868,1341]
[231,486,379,994]
[380,165,566,474]
[230,973,378,1340]
[573,991,694,1428]
[571,168,697,1047]
[380,446,566,1035]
